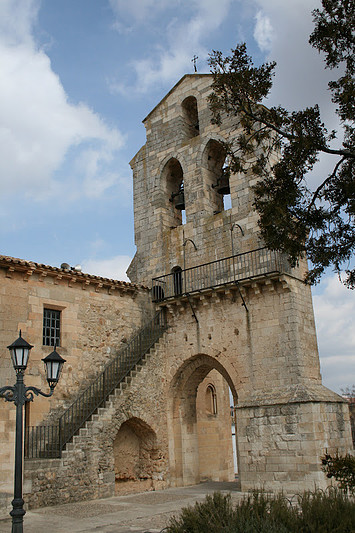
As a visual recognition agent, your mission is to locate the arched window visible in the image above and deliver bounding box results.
[205,384,217,415]
[182,96,199,139]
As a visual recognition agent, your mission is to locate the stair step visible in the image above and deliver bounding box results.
[26,312,167,459]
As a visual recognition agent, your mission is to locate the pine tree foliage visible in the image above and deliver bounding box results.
[208,0,355,287]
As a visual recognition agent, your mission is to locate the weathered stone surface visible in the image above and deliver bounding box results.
[128,73,353,494]
[0,258,152,515]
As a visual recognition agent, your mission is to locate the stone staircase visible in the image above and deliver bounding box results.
[25,308,168,459]
[24,332,169,509]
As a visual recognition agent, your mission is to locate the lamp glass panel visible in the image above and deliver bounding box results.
[21,348,29,367]
[12,347,29,368]
[10,349,17,368]
[47,361,60,381]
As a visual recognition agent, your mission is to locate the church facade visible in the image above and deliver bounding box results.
[0,74,352,514]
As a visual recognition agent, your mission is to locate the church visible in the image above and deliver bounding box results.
[0,74,352,514]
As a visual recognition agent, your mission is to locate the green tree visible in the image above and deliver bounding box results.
[208,0,355,287]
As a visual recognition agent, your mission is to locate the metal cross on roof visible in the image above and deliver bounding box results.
[191,55,198,73]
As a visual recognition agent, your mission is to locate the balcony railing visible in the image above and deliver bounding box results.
[152,247,290,302]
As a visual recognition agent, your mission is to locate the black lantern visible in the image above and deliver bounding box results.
[1,333,65,533]
[7,331,33,372]
[42,347,66,389]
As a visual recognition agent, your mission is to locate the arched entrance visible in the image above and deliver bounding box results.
[171,265,183,296]
[168,355,238,487]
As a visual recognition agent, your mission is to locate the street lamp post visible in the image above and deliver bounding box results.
[0,331,65,533]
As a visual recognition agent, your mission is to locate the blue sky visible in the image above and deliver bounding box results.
[0,0,354,393]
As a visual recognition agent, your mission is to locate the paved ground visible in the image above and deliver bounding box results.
[0,481,244,533]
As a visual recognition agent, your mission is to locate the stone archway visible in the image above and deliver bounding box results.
[168,354,238,487]
[113,417,164,494]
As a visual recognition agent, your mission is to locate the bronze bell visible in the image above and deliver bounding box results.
[215,167,230,195]
[216,174,230,195]
[174,190,185,210]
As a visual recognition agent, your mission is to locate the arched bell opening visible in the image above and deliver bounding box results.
[162,158,186,227]
[182,95,199,139]
[113,417,163,494]
[202,140,230,214]
[169,355,239,487]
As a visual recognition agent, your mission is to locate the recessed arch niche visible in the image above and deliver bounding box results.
[113,417,163,493]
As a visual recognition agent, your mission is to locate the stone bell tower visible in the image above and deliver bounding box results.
[128,74,352,492]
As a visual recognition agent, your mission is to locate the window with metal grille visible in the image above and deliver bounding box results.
[43,308,61,346]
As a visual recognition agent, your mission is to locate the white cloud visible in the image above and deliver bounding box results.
[81,255,131,281]
[109,0,232,94]
[313,276,355,393]
[253,11,273,52]
[250,0,343,190]
[0,0,126,205]
[252,1,335,115]
[0,0,39,47]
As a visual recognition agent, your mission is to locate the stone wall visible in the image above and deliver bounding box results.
[18,275,353,509]
[161,278,352,493]
[237,400,351,492]
[196,370,235,482]
[0,256,152,513]
[23,337,170,509]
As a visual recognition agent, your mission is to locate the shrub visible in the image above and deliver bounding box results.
[298,488,355,532]
[165,489,355,533]
[321,452,355,495]
[166,492,237,533]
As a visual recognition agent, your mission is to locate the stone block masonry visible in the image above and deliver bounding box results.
[128,73,352,493]
[0,255,152,515]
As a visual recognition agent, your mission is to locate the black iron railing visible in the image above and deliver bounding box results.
[25,309,167,459]
[152,247,290,302]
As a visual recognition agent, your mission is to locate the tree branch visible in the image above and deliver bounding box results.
[307,157,346,213]
[234,102,355,159]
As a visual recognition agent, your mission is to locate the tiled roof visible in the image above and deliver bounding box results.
[0,255,148,292]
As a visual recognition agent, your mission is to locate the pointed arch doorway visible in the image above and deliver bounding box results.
[168,354,239,487]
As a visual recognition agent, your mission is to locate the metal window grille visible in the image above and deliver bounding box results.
[43,308,61,346]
